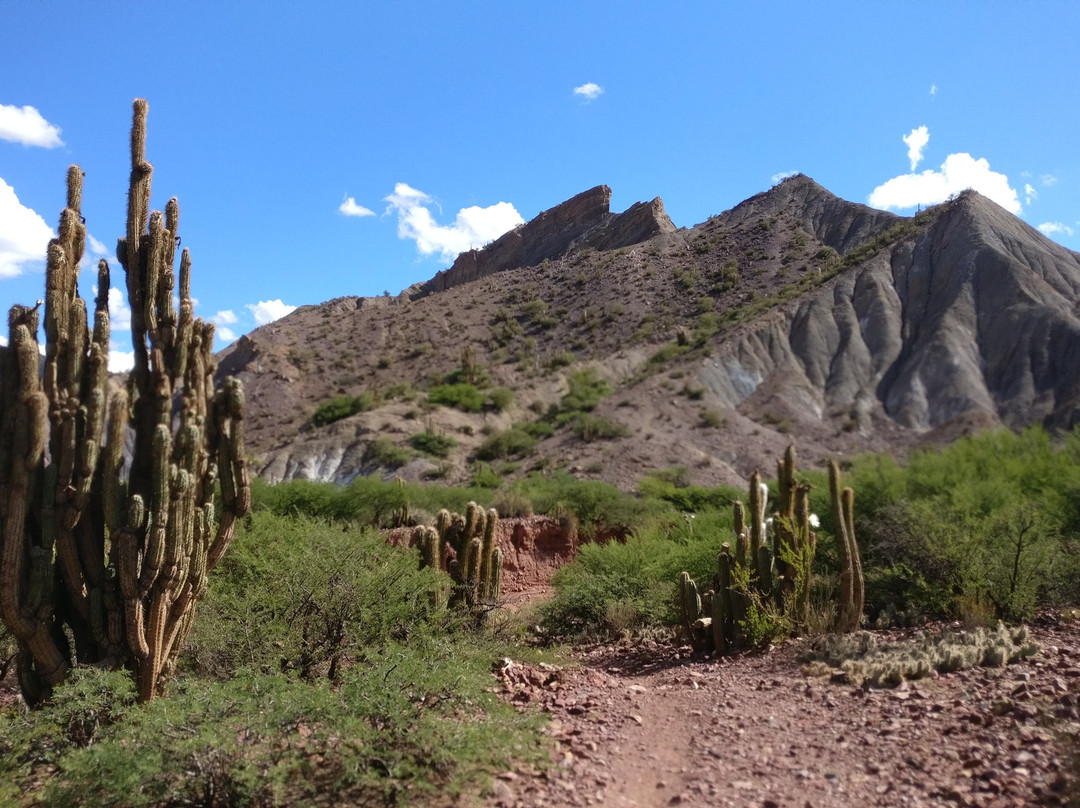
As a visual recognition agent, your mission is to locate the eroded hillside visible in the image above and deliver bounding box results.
[215,175,1080,490]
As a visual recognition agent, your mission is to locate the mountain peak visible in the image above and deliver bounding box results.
[720,174,902,255]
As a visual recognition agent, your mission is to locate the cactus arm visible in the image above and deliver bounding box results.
[829,460,856,631]
[842,487,864,625]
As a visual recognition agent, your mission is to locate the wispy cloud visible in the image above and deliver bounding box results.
[1025,184,1038,206]
[212,310,239,343]
[339,195,374,217]
[903,125,930,171]
[929,84,938,97]
[383,182,524,261]
[0,176,54,277]
[1041,174,1058,187]
[212,309,238,325]
[573,82,604,102]
[1038,222,1074,237]
[247,299,296,326]
[0,104,63,148]
[771,171,799,185]
[869,132,1021,214]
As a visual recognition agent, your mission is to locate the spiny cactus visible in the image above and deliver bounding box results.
[0,99,250,704]
[800,623,1040,687]
[413,502,502,609]
[677,446,863,656]
[829,459,864,632]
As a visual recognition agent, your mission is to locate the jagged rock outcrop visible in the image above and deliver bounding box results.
[408,185,675,298]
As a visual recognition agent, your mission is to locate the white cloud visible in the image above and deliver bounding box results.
[0,176,54,277]
[108,349,134,374]
[383,182,524,261]
[1041,174,1058,187]
[212,309,238,325]
[929,84,938,97]
[1038,222,1075,237]
[1025,184,1038,206]
[82,233,117,272]
[88,235,109,256]
[869,152,1021,214]
[247,299,296,325]
[107,286,131,331]
[573,82,604,101]
[338,195,374,217]
[903,125,930,171]
[771,170,799,185]
[0,334,7,347]
[0,104,64,148]
[216,326,237,342]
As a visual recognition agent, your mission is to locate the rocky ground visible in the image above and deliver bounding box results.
[490,614,1080,808]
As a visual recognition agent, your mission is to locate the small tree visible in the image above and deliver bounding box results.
[0,100,250,704]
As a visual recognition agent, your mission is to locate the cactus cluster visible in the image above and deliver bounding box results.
[0,99,250,704]
[678,446,865,654]
[800,623,1040,687]
[412,502,502,609]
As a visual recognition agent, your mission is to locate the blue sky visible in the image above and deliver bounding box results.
[2,1,1077,370]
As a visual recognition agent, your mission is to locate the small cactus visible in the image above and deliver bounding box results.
[416,502,503,611]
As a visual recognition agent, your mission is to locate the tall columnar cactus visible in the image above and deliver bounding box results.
[414,502,502,609]
[829,460,864,632]
[676,446,863,656]
[0,100,250,704]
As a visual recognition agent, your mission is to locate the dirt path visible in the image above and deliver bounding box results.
[491,617,1080,808]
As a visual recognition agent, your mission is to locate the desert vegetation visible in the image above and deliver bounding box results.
[2,105,1079,807]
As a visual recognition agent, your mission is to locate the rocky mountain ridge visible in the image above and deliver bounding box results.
[215,175,1080,490]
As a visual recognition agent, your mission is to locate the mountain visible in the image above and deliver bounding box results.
[215,175,1080,490]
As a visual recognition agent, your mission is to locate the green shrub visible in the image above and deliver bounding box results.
[311,391,377,426]
[408,431,458,458]
[476,427,538,461]
[2,634,547,807]
[701,409,724,428]
[492,490,534,518]
[189,512,442,679]
[559,368,612,414]
[427,383,486,412]
[367,436,412,468]
[470,462,503,489]
[487,386,514,412]
[570,414,629,442]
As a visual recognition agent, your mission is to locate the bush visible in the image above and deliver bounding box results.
[570,414,629,442]
[470,462,503,489]
[559,368,612,415]
[3,633,547,807]
[476,427,538,461]
[427,383,486,412]
[408,431,458,458]
[311,392,377,426]
[492,490,534,518]
[487,386,514,412]
[189,512,441,679]
[367,436,412,468]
